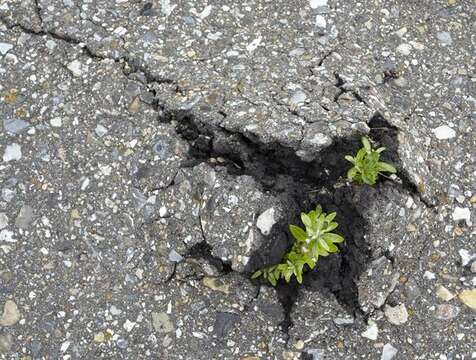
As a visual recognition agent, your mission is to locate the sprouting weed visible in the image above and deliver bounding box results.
[345,136,396,186]
[251,205,344,286]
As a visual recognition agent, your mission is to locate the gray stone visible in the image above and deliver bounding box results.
[213,312,240,338]
[3,118,30,134]
[0,300,20,326]
[381,343,398,360]
[15,205,35,229]
[151,312,174,334]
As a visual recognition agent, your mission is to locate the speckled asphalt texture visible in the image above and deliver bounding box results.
[0,0,475,359]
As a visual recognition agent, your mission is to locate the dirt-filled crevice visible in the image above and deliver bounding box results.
[157,107,411,335]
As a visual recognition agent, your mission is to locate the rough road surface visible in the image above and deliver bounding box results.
[0,0,475,359]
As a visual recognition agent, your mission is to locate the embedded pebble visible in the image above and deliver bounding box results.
[381,343,398,360]
[384,304,408,325]
[67,60,83,76]
[432,125,456,140]
[0,43,13,55]
[168,249,183,263]
[0,213,8,229]
[452,207,471,226]
[15,205,35,229]
[256,207,276,236]
[435,304,460,320]
[396,43,412,55]
[0,300,21,326]
[3,143,22,162]
[436,31,453,45]
[0,333,13,353]
[436,285,455,301]
[361,320,378,340]
[4,118,30,134]
[152,312,174,333]
[50,117,62,127]
[309,0,327,8]
[458,289,476,310]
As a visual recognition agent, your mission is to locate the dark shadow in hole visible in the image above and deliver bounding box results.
[158,108,410,333]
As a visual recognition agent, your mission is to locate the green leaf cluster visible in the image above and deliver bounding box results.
[251,205,344,286]
[345,137,396,186]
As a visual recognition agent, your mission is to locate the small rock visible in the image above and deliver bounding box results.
[436,31,452,45]
[0,300,21,326]
[315,15,326,29]
[471,261,476,273]
[436,285,455,301]
[0,230,15,243]
[128,96,141,113]
[110,305,122,316]
[202,277,230,294]
[94,332,105,343]
[0,43,14,55]
[361,320,378,340]
[256,207,276,236]
[309,0,327,8]
[4,118,30,134]
[333,317,354,325]
[396,43,412,56]
[458,249,475,266]
[290,90,307,105]
[0,333,13,353]
[0,213,8,229]
[435,304,459,320]
[30,340,42,357]
[152,312,174,333]
[213,312,240,338]
[3,143,22,162]
[452,207,471,226]
[384,304,408,325]
[381,343,398,360]
[116,338,128,349]
[50,117,62,127]
[168,249,183,263]
[432,125,456,140]
[458,289,476,310]
[67,60,83,77]
[303,348,325,360]
[15,205,35,229]
[95,124,108,137]
[123,319,136,332]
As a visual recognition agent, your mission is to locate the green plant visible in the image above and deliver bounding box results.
[345,136,396,186]
[251,205,344,286]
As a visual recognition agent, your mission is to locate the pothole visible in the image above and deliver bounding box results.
[156,107,422,337]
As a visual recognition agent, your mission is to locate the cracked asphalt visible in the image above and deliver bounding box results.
[0,0,475,359]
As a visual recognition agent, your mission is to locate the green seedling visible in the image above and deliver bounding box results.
[251,205,344,286]
[345,136,396,186]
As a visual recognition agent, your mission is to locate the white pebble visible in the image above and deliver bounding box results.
[50,117,62,127]
[67,60,83,77]
[256,208,277,236]
[0,42,14,55]
[361,320,378,340]
[452,207,471,226]
[432,125,456,140]
[3,143,22,162]
[396,43,412,56]
[309,0,327,8]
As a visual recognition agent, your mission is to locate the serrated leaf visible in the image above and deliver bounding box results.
[289,224,307,242]
[377,161,396,174]
[376,147,386,153]
[325,212,337,223]
[251,270,262,279]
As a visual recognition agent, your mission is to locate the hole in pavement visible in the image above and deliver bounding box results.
[158,108,409,335]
